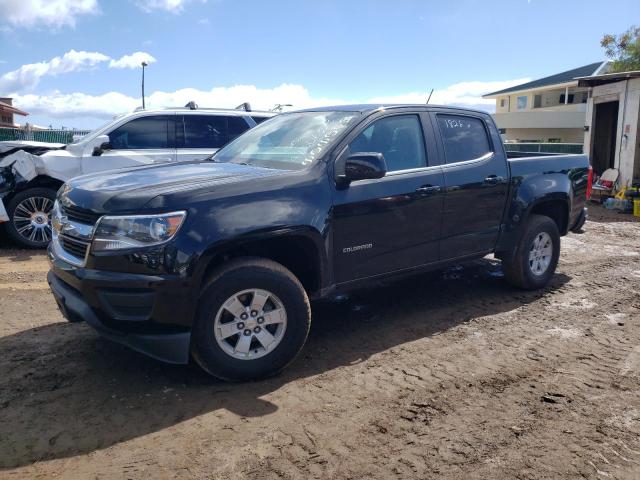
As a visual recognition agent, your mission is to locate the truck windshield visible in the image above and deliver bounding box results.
[213,111,358,170]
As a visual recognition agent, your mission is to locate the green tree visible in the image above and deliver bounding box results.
[601,26,640,73]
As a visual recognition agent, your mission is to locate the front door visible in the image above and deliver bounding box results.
[83,115,176,175]
[332,113,444,284]
[432,112,509,259]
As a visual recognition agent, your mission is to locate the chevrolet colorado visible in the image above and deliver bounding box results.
[47,105,591,381]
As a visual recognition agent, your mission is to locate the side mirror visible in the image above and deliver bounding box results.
[91,134,111,156]
[340,152,387,184]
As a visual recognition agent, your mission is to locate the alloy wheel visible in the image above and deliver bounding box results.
[12,196,54,245]
[213,288,287,360]
[528,232,553,276]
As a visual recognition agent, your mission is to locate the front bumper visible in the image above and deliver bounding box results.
[47,247,193,364]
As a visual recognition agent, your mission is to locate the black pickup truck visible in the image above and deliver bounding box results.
[47,105,591,381]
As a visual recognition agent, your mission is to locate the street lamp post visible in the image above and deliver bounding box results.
[141,61,148,109]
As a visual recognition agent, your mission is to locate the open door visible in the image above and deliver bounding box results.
[591,101,619,176]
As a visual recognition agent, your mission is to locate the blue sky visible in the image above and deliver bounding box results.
[0,0,637,128]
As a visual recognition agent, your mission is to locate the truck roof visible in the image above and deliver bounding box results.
[296,104,490,115]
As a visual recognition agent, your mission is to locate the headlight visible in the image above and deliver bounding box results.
[92,211,186,251]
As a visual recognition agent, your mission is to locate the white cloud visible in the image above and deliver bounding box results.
[0,50,110,93]
[0,50,156,93]
[11,79,527,125]
[12,84,339,120]
[109,52,157,69]
[0,0,99,29]
[368,79,531,112]
[135,0,204,13]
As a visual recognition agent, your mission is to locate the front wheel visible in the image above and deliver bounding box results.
[191,258,311,381]
[5,188,57,249]
[502,214,560,290]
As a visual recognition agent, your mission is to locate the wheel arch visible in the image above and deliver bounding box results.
[526,196,571,235]
[2,175,64,205]
[197,227,328,298]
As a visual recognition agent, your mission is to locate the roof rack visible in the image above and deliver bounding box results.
[235,102,252,112]
[155,102,275,114]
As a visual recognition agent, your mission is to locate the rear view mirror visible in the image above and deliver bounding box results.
[91,134,111,156]
[341,152,387,183]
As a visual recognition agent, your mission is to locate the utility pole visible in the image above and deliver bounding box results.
[141,61,148,109]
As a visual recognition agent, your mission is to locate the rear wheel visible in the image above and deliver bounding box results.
[191,258,311,381]
[503,214,560,290]
[5,188,56,249]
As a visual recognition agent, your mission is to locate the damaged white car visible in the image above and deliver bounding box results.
[0,105,274,248]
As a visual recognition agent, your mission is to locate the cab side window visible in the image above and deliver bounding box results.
[109,116,170,149]
[347,115,427,172]
[436,114,492,163]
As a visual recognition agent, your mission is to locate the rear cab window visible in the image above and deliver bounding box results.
[435,114,493,163]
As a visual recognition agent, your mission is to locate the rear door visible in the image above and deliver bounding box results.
[431,112,509,259]
[331,112,445,283]
[175,114,252,162]
[83,114,176,174]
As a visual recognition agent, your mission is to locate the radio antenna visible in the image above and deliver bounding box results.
[426,89,434,104]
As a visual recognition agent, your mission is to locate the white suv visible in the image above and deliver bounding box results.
[0,106,275,248]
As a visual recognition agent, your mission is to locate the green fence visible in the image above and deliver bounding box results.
[503,142,583,155]
[0,128,91,144]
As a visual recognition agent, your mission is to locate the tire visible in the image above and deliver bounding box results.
[5,188,57,249]
[191,257,311,381]
[502,214,560,290]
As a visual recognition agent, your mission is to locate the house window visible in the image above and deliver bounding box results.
[499,99,506,108]
[559,93,575,104]
[517,96,527,109]
[533,95,542,108]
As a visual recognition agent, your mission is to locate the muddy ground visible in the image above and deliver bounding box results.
[0,205,639,479]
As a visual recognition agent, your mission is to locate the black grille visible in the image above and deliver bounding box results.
[60,235,90,259]
[63,204,101,224]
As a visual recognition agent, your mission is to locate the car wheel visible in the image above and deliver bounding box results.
[5,188,57,249]
[503,214,560,290]
[191,257,311,381]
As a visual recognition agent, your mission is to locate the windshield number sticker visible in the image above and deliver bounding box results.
[443,119,470,129]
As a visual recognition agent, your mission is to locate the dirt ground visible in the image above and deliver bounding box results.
[0,205,639,479]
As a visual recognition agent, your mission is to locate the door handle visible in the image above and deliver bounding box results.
[415,185,442,195]
[483,175,505,186]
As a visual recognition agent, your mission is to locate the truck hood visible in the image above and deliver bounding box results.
[60,161,289,213]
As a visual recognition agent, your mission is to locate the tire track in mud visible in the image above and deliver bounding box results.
[238,251,640,479]
[1,213,639,479]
